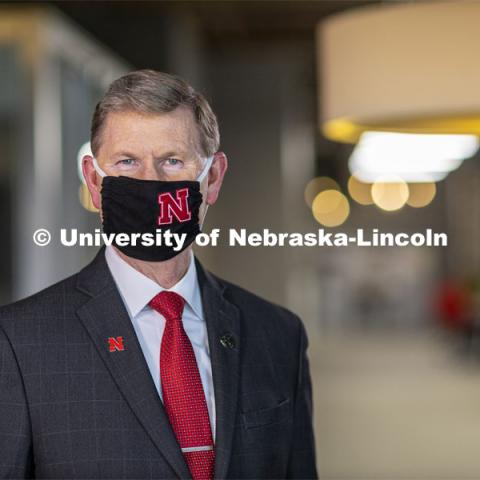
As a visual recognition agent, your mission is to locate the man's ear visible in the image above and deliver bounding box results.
[205,151,228,205]
[82,155,102,210]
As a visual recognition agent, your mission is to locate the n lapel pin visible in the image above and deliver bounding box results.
[108,336,125,352]
[219,332,235,349]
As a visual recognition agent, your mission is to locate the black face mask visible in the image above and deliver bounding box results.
[93,156,212,262]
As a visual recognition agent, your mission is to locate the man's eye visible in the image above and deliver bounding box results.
[117,159,135,166]
[165,158,183,167]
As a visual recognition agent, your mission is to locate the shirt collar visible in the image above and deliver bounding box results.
[104,245,203,320]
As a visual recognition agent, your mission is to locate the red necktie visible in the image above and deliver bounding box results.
[149,291,215,480]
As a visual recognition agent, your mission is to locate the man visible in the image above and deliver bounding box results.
[0,70,318,479]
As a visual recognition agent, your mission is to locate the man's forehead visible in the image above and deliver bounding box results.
[100,108,201,156]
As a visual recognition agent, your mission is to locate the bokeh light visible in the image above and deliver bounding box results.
[348,175,373,205]
[304,176,340,207]
[312,189,350,227]
[79,184,99,213]
[407,182,437,208]
[371,176,409,211]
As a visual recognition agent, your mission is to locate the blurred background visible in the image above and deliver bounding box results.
[3,0,480,478]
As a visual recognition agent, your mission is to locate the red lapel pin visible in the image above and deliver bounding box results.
[108,336,125,352]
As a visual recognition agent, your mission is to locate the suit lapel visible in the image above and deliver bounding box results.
[75,247,192,479]
[195,258,242,480]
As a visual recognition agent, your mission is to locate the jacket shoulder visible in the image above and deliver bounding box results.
[0,272,81,332]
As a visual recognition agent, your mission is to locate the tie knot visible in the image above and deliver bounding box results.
[149,291,185,321]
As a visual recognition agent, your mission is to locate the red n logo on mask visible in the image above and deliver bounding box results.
[158,187,191,225]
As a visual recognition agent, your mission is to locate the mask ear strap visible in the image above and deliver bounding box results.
[92,156,106,178]
[200,204,209,229]
[197,155,214,183]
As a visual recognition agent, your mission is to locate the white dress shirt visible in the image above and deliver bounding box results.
[104,245,216,442]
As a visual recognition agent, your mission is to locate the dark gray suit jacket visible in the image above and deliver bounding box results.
[0,247,318,479]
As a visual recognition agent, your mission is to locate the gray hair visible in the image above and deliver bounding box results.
[90,69,220,158]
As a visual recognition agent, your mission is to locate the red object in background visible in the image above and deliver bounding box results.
[434,280,473,331]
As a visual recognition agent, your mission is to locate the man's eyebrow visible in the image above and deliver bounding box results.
[154,150,186,159]
[154,145,193,158]
[110,149,189,159]
[111,150,140,159]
